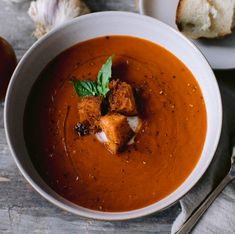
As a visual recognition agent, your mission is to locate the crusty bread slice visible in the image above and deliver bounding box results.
[176,0,235,39]
[209,0,235,37]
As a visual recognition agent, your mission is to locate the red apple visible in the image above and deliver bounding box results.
[0,37,17,100]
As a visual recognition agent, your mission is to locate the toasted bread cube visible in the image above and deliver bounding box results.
[109,80,137,116]
[99,114,134,154]
[78,96,103,133]
[105,142,119,155]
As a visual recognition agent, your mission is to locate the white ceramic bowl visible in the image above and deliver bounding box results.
[4,11,222,220]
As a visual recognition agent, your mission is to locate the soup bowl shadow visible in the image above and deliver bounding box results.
[4,11,222,220]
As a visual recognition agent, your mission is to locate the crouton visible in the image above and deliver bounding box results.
[105,142,120,155]
[109,80,137,116]
[78,96,103,133]
[99,114,134,154]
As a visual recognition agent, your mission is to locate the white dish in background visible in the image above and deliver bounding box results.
[140,0,235,70]
[4,11,222,220]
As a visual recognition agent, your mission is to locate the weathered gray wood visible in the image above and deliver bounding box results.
[0,1,181,233]
[0,0,36,60]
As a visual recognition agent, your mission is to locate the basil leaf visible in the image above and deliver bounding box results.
[72,80,99,97]
[97,56,112,97]
[72,56,113,98]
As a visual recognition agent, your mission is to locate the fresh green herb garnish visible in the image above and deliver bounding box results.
[72,56,112,98]
[97,56,112,97]
[72,80,98,97]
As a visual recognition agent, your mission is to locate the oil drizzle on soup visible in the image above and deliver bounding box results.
[24,36,207,212]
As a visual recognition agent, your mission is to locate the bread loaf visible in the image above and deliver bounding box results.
[176,0,235,39]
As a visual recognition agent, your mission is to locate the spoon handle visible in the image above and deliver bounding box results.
[176,175,234,234]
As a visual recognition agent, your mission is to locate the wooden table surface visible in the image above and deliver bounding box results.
[0,1,182,233]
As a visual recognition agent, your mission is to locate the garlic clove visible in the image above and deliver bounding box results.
[28,0,90,39]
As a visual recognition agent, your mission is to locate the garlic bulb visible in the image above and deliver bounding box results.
[28,0,90,39]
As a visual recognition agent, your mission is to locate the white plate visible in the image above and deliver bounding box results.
[140,0,235,70]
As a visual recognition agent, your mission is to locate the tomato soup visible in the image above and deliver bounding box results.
[24,36,207,212]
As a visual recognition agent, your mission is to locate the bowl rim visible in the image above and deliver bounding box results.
[4,11,222,220]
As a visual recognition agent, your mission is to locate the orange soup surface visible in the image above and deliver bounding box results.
[24,36,207,212]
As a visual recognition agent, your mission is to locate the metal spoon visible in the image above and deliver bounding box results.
[175,147,235,234]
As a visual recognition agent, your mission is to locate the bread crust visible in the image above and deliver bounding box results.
[175,0,184,32]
